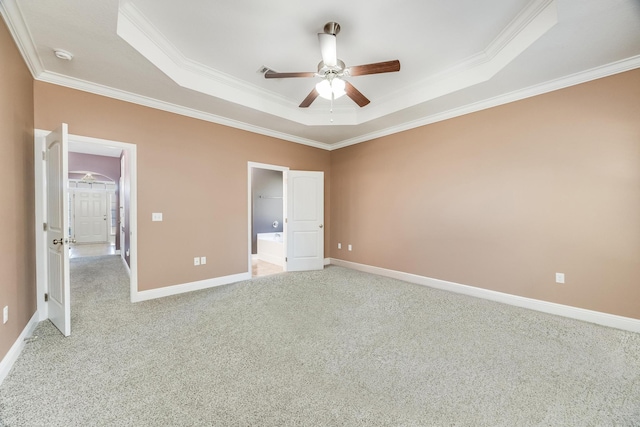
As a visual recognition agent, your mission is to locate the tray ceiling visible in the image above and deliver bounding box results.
[2,0,639,150]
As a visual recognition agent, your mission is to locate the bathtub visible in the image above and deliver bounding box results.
[257,232,284,266]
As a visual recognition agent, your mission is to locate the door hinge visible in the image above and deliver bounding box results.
[43,222,48,231]
[285,218,288,223]
[44,293,49,302]
[285,257,288,262]
[42,151,46,161]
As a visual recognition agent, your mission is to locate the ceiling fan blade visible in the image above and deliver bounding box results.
[347,60,400,76]
[344,81,370,107]
[318,33,337,67]
[265,71,316,79]
[299,88,320,108]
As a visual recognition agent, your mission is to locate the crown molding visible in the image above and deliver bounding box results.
[31,54,640,152]
[329,55,640,150]
[361,0,557,123]
[116,1,359,127]
[36,71,331,150]
[116,0,557,127]
[0,0,44,77]
[5,0,638,151]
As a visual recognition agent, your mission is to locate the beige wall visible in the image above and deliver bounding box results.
[34,82,331,291]
[0,18,36,359]
[2,9,638,366]
[331,69,640,320]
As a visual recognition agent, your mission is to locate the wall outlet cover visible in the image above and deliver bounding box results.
[201,256,207,265]
[152,212,163,221]
[555,272,565,284]
[194,257,200,266]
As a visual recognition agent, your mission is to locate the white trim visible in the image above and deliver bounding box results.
[115,0,556,127]
[34,133,48,321]
[0,0,44,78]
[329,258,640,333]
[0,311,39,386]
[329,55,640,150]
[247,162,289,278]
[36,71,331,151]
[5,0,638,150]
[324,258,330,266]
[132,272,250,302]
[35,130,139,307]
[121,254,131,277]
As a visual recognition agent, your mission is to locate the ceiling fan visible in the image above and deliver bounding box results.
[264,22,400,108]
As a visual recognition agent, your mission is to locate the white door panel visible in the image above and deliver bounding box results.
[74,191,107,243]
[286,171,324,271]
[46,124,71,336]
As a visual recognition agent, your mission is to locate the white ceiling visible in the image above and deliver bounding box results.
[2,0,639,150]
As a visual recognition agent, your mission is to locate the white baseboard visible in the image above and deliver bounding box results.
[329,258,640,333]
[324,258,330,266]
[121,256,131,277]
[0,311,39,386]
[132,272,251,302]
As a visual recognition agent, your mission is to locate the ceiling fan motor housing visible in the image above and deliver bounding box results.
[323,22,340,35]
[318,59,345,76]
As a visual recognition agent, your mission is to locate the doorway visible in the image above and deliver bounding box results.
[248,162,288,277]
[35,130,138,334]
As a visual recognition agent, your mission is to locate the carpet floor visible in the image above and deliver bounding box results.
[0,255,639,426]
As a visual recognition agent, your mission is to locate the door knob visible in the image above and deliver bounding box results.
[319,224,323,228]
[53,238,64,245]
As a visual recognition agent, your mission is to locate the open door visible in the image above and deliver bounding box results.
[285,171,324,271]
[46,124,71,336]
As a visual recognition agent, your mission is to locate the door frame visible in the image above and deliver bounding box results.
[247,162,289,276]
[35,130,139,321]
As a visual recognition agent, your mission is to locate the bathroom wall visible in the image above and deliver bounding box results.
[251,168,284,254]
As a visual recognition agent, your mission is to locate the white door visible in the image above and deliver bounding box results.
[285,171,324,271]
[74,191,107,243]
[46,124,71,336]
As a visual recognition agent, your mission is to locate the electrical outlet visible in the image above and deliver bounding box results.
[200,256,207,265]
[338,243,341,249]
[3,306,8,324]
[152,212,163,221]
[348,244,352,251]
[194,257,200,266]
[555,272,565,284]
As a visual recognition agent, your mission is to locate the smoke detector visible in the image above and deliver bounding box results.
[53,49,73,61]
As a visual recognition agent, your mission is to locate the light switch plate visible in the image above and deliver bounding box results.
[200,256,207,265]
[555,272,565,284]
[194,257,200,266]
[152,213,163,222]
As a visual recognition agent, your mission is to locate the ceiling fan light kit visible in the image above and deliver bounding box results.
[264,22,400,110]
[316,77,346,100]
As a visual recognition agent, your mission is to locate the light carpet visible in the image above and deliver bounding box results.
[0,255,639,426]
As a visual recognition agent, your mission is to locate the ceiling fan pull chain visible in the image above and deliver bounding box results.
[330,91,334,122]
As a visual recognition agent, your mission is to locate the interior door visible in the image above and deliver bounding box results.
[74,190,107,243]
[286,171,324,271]
[46,124,71,336]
